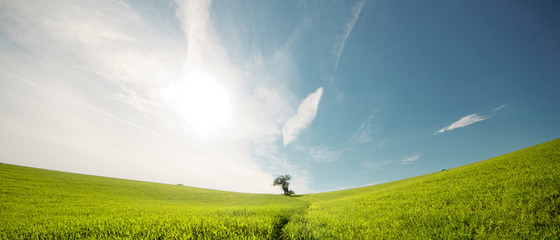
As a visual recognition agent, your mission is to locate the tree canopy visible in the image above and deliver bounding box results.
[272,174,294,196]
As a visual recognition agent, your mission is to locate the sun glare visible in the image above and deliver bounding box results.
[162,69,233,139]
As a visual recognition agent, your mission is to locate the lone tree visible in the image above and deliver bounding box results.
[272,174,295,196]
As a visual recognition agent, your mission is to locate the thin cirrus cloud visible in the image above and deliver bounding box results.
[436,105,508,134]
[401,154,421,165]
[352,114,375,144]
[332,0,365,72]
[492,104,508,112]
[282,87,324,146]
[436,113,490,134]
[0,0,313,193]
[308,146,343,163]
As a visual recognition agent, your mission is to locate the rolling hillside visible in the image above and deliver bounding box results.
[289,138,560,239]
[0,163,308,239]
[1,139,559,239]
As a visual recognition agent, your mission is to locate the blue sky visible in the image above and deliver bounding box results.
[1,0,559,193]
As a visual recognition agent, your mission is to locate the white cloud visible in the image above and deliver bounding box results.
[436,113,490,134]
[0,0,310,193]
[113,85,160,112]
[282,87,324,146]
[308,146,343,163]
[492,104,508,112]
[175,0,211,40]
[363,153,421,168]
[332,0,365,72]
[401,154,420,165]
[352,114,376,144]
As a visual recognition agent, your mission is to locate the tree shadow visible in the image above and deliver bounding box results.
[289,194,305,198]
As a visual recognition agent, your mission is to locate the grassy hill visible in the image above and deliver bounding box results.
[289,138,560,239]
[0,163,308,239]
[1,139,559,239]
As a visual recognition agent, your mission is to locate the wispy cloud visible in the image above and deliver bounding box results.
[0,0,312,193]
[401,154,421,165]
[436,104,509,134]
[308,146,343,163]
[283,87,324,146]
[362,154,421,175]
[436,113,490,134]
[113,85,160,112]
[351,113,376,144]
[1,70,180,147]
[332,0,365,72]
[492,104,508,112]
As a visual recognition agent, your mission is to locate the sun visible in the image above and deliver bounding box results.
[162,68,233,139]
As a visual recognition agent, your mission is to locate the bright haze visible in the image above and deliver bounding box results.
[1,1,559,193]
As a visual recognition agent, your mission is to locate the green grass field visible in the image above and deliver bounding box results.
[1,139,559,239]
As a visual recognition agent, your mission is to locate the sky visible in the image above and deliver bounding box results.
[0,0,559,194]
